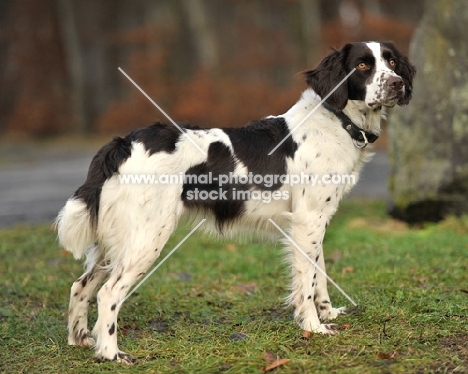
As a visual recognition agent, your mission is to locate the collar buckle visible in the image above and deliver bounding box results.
[321,102,378,148]
[353,130,368,149]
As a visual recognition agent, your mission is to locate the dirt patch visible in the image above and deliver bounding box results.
[420,335,468,374]
[440,335,468,357]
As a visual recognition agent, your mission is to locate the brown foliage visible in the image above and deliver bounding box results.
[323,10,414,55]
[97,66,301,133]
[96,8,303,133]
[1,0,421,137]
[2,0,69,136]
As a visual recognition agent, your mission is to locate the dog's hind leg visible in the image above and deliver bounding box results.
[92,219,178,364]
[68,246,107,347]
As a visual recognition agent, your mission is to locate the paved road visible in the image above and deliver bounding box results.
[0,144,97,229]
[0,144,390,229]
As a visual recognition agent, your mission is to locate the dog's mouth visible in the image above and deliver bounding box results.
[382,98,400,107]
[368,92,403,109]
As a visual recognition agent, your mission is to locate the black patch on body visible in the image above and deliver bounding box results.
[76,117,297,230]
[182,141,246,229]
[223,117,297,190]
[182,117,297,229]
[128,121,201,155]
[73,136,132,227]
[74,121,199,226]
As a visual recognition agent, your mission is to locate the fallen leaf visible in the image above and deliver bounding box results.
[188,289,203,297]
[377,351,397,360]
[302,330,311,339]
[326,250,341,263]
[263,351,277,363]
[233,283,257,295]
[342,266,355,274]
[262,358,291,372]
[340,323,351,329]
[225,244,237,252]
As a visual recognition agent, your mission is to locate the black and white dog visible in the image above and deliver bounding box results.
[57,42,415,364]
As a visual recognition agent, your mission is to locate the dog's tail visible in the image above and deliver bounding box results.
[56,198,96,259]
[56,136,132,259]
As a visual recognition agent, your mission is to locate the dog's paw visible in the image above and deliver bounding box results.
[116,351,136,365]
[320,306,347,322]
[96,350,136,365]
[313,323,339,336]
[68,330,95,347]
[84,336,96,347]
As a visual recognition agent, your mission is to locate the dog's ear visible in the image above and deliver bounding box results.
[303,44,351,111]
[382,42,416,106]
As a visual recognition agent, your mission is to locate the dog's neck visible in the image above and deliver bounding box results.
[342,100,382,136]
[285,90,384,143]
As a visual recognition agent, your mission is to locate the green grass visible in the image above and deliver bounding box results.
[1,200,467,373]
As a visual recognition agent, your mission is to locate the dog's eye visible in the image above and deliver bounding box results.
[389,59,396,68]
[357,62,369,70]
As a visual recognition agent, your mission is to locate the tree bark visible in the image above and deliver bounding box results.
[179,0,219,73]
[299,0,321,66]
[388,0,468,223]
[56,0,88,134]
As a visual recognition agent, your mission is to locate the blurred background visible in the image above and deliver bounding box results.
[0,0,422,137]
[6,0,465,228]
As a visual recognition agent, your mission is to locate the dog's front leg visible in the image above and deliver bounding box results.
[285,210,339,335]
[314,243,347,322]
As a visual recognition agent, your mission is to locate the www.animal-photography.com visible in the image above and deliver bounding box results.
[1,1,467,373]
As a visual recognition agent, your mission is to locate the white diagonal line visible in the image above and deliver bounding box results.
[118,67,207,156]
[119,219,206,307]
[268,68,356,156]
[268,218,357,306]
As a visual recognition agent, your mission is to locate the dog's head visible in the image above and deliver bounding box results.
[304,42,416,111]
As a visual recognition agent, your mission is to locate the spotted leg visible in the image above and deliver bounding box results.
[286,210,338,335]
[91,222,176,364]
[68,252,106,347]
[314,244,347,322]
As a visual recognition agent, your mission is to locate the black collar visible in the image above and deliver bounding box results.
[322,102,379,148]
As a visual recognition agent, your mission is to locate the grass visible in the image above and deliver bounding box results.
[0,199,467,373]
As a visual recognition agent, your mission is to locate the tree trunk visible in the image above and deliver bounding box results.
[299,0,321,66]
[388,0,468,223]
[56,0,88,134]
[179,0,219,73]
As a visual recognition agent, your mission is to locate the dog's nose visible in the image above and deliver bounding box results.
[387,75,404,90]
